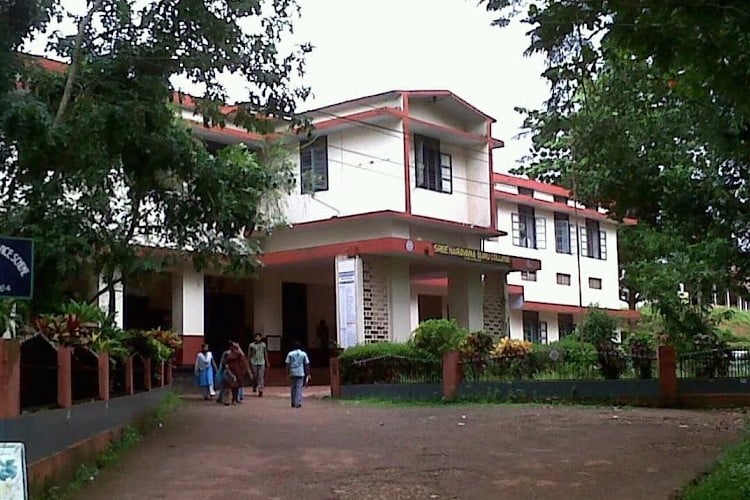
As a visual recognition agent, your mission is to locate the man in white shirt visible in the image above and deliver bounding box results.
[285,341,310,408]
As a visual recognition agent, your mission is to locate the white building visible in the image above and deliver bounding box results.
[484,174,639,343]
[24,58,635,365]
[112,90,547,366]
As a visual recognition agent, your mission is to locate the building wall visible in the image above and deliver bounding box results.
[283,123,406,224]
[483,272,508,337]
[508,310,563,343]
[409,142,491,228]
[488,198,621,310]
[262,218,399,253]
[362,257,390,343]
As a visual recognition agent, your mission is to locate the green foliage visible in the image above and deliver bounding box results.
[338,342,436,385]
[482,0,750,335]
[681,430,750,500]
[0,0,310,311]
[410,319,468,360]
[339,342,423,362]
[459,331,495,360]
[576,308,618,346]
[575,309,624,379]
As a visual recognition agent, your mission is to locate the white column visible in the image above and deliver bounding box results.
[448,268,483,331]
[388,258,412,342]
[253,273,282,337]
[97,271,124,329]
[171,268,204,336]
[409,290,419,332]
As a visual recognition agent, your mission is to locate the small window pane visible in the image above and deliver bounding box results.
[588,278,602,289]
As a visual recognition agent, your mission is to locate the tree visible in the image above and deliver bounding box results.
[483,1,750,336]
[0,0,310,313]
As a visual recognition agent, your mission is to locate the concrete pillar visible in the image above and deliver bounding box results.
[0,340,21,418]
[409,290,419,332]
[482,271,508,337]
[388,257,412,342]
[57,346,72,409]
[125,356,135,395]
[447,268,483,331]
[658,345,678,406]
[329,357,341,398]
[442,350,462,401]
[253,273,283,337]
[96,270,124,329]
[97,352,110,401]
[172,269,205,365]
[144,358,152,391]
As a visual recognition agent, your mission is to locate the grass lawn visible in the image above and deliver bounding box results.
[681,429,750,499]
[716,307,750,339]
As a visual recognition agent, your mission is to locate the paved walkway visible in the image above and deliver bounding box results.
[75,394,744,500]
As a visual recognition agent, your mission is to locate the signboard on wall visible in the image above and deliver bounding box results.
[0,442,28,499]
[335,256,363,349]
[0,237,34,299]
[432,243,511,266]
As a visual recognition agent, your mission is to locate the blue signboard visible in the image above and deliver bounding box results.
[0,237,34,299]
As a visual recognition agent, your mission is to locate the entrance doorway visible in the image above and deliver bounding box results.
[205,293,246,360]
[282,282,308,352]
[418,294,444,322]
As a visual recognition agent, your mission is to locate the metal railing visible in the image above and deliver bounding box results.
[678,349,750,379]
[462,351,659,382]
[341,355,442,385]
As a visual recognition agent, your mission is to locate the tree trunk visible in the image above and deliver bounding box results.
[53,0,105,126]
[105,268,116,320]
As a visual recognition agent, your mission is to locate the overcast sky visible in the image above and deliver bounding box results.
[24,0,549,171]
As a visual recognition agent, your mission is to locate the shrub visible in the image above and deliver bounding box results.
[491,337,533,357]
[531,338,598,379]
[410,319,467,360]
[338,342,433,384]
[622,330,657,379]
[460,331,495,360]
[576,309,625,379]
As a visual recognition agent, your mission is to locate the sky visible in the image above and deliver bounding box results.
[24,0,549,171]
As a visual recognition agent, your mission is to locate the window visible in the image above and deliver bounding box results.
[580,218,608,260]
[523,311,547,343]
[415,134,452,193]
[554,195,569,204]
[556,273,571,286]
[589,277,602,289]
[521,270,537,282]
[511,205,546,249]
[518,187,534,197]
[300,136,328,194]
[554,212,572,254]
[558,313,575,338]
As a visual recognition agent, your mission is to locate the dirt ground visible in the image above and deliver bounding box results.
[75,390,745,500]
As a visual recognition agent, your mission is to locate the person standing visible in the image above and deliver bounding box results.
[220,341,252,405]
[194,344,218,400]
[248,333,270,397]
[285,341,310,408]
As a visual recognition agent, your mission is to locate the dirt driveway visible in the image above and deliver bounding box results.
[75,393,745,500]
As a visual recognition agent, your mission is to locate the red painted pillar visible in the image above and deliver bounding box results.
[125,356,135,395]
[144,358,152,391]
[0,339,21,418]
[658,345,678,406]
[442,350,462,401]
[57,346,73,409]
[329,357,341,398]
[97,352,110,401]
